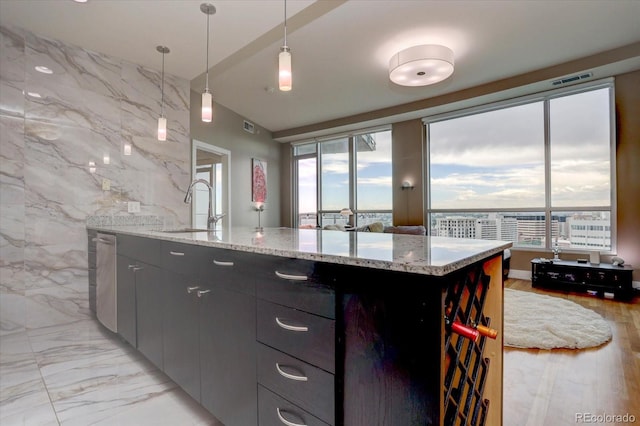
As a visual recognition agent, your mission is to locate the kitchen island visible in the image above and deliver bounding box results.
[87,225,511,426]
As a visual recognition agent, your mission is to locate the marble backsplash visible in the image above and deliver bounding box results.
[0,25,191,335]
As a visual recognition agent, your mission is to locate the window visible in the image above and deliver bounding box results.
[425,80,615,252]
[293,129,392,228]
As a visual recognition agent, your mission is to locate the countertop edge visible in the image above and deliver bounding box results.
[88,225,512,277]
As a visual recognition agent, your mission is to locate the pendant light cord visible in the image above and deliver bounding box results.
[161,51,165,116]
[205,11,210,91]
[283,0,288,47]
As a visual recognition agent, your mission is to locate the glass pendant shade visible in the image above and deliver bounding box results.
[156,45,170,141]
[157,116,167,141]
[202,91,212,122]
[279,47,292,91]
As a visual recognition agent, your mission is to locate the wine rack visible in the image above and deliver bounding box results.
[443,264,493,426]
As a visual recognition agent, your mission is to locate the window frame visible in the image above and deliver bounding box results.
[422,78,617,253]
[291,126,393,229]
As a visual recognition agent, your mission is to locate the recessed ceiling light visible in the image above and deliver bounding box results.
[26,92,42,98]
[35,65,53,74]
[73,0,88,3]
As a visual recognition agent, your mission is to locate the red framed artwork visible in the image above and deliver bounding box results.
[252,158,267,203]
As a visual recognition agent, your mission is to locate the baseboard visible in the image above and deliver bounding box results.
[507,269,531,280]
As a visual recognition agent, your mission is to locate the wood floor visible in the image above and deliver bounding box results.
[502,279,640,426]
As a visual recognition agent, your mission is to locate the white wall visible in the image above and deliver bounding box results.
[189,93,281,229]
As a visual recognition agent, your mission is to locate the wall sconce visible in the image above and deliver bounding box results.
[103,154,110,165]
[88,161,96,174]
[401,180,414,190]
[123,143,132,156]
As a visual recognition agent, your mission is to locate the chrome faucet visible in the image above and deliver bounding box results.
[183,179,225,230]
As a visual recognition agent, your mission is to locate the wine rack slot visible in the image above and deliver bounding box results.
[443,265,493,426]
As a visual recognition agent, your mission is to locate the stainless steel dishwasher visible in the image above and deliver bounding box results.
[96,233,117,333]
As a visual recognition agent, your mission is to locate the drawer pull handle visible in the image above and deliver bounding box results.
[213,259,234,267]
[275,317,308,332]
[277,408,307,426]
[275,271,308,281]
[169,251,185,256]
[128,264,138,269]
[131,266,144,272]
[187,286,200,294]
[197,289,211,298]
[275,363,308,382]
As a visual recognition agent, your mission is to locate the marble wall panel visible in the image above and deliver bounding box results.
[0,25,191,335]
[0,27,25,118]
[24,80,122,137]
[24,30,123,99]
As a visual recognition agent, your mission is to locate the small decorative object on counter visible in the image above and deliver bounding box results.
[253,201,265,231]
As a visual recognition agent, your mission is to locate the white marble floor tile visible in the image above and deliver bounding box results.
[0,320,222,426]
[0,332,59,425]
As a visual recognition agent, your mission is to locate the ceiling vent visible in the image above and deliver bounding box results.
[551,72,593,86]
[243,120,255,134]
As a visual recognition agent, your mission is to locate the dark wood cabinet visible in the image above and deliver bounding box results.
[532,258,634,300]
[135,263,163,369]
[161,242,202,402]
[199,282,256,426]
[160,242,259,426]
[96,230,504,426]
[258,385,330,426]
[116,253,137,347]
[115,235,162,356]
[255,255,337,426]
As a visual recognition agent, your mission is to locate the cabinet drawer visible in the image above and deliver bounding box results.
[199,247,256,295]
[258,385,330,426]
[256,257,335,319]
[257,299,335,373]
[161,241,203,275]
[118,234,161,266]
[257,344,334,425]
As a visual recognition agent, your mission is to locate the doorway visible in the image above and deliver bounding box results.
[191,140,231,230]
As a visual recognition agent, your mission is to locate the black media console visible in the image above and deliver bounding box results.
[531,258,634,301]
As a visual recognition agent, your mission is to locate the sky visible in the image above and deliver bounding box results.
[297,86,611,215]
[429,87,611,209]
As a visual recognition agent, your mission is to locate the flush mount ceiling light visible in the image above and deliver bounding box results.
[200,3,216,123]
[389,44,454,87]
[278,0,292,91]
[156,45,170,141]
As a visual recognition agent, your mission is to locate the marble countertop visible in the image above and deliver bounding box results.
[88,225,512,277]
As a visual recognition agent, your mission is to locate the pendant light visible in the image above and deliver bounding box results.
[278,0,291,91]
[201,3,216,122]
[156,45,169,141]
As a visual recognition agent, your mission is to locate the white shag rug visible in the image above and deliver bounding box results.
[504,288,612,350]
